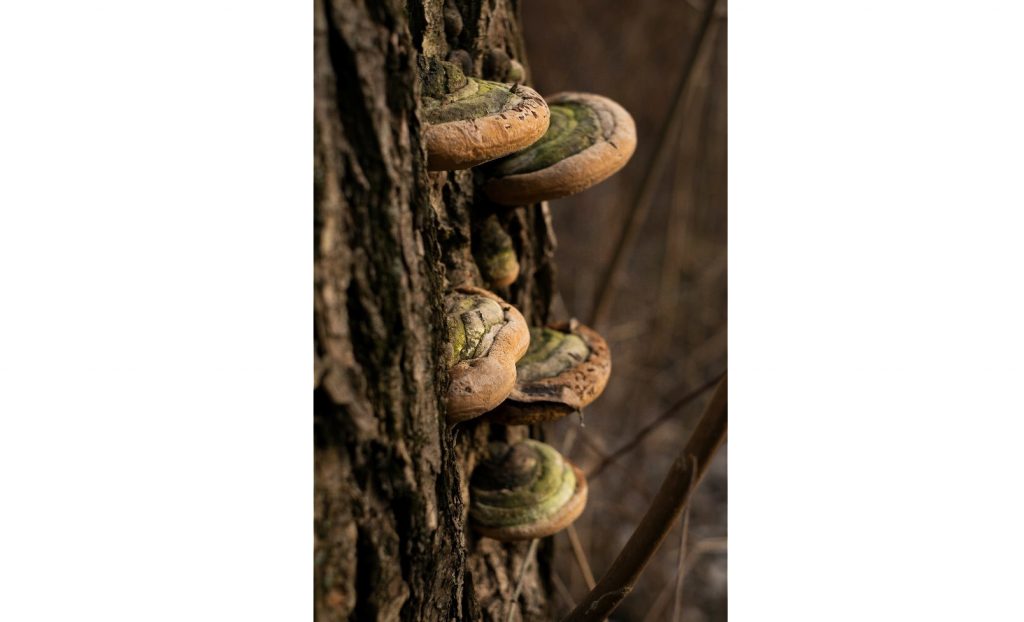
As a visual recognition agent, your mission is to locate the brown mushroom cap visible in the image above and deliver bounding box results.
[445,286,530,423]
[483,92,637,205]
[471,440,588,541]
[489,320,611,425]
[422,76,550,171]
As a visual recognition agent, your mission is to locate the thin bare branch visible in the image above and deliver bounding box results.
[671,457,697,622]
[561,425,580,455]
[587,371,724,481]
[506,538,540,622]
[651,4,718,364]
[588,0,723,329]
[694,536,726,553]
[641,577,675,622]
[561,375,727,622]
[553,572,576,612]
[577,433,656,498]
[567,524,597,590]
[641,535,727,622]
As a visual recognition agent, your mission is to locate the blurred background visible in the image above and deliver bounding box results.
[520,1,727,619]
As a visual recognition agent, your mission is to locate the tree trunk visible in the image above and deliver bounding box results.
[314,0,558,620]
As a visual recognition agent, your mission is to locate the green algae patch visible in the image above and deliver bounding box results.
[516,327,589,382]
[470,441,577,528]
[445,294,506,367]
[422,79,514,124]
[489,103,600,177]
[474,215,518,286]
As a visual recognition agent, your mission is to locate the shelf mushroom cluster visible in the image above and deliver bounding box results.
[421,59,637,202]
[424,54,634,542]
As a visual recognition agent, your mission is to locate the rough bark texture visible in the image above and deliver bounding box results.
[314,0,558,620]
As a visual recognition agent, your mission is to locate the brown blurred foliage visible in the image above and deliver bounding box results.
[521,1,727,619]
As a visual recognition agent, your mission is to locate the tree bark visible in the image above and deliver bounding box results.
[314,1,557,620]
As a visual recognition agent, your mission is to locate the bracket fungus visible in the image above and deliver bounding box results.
[420,58,550,171]
[490,320,611,425]
[483,92,637,205]
[445,286,530,423]
[473,214,520,288]
[470,439,588,541]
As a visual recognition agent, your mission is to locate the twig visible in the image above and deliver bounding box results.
[671,457,697,622]
[677,536,729,621]
[588,0,722,329]
[587,372,724,481]
[561,425,579,455]
[506,538,540,622]
[577,432,611,460]
[560,375,727,622]
[651,31,716,355]
[690,536,727,556]
[641,536,727,622]
[577,434,654,498]
[553,572,576,612]
[567,524,597,589]
[641,576,675,622]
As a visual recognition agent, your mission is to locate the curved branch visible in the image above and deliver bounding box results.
[561,374,727,622]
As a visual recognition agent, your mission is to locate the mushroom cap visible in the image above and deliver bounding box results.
[445,286,530,423]
[486,257,519,288]
[473,215,520,288]
[423,79,550,171]
[471,440,588,541]
[483,92,637,205]
[489,321,611,425]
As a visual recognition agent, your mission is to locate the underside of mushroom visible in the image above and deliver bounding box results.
[490,320,612,425]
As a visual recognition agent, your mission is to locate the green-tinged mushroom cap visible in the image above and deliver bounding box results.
[489,103,601,177]
[423,78,516,125]
[444,287,530,424]
[517,327,590,382]
[419,59,550,171]
[470,440,588,541]
[473,215,520,287]
[445,294,506,368]
[483,92,637,205]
